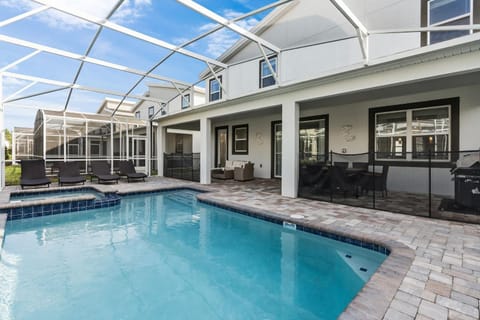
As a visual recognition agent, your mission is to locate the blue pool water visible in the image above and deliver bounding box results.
[0,190,386,319]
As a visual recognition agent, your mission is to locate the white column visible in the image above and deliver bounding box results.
[0,74,4,189]
[156,125,165,176]
[146,121,151,176]
[110,121,114,172]
[200,117,212,184]
[281,100,299,198]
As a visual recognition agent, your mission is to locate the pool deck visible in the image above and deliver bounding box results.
[1,177,479,320]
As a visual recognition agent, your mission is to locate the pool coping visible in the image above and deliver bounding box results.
[0,185,415,319]
[0,186,121,220]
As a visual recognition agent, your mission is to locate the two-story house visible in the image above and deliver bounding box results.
[154,0,480,201]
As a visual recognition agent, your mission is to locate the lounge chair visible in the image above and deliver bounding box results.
[119,160,147,182]
[90,161,120,184]
[58,162,86,186]
[20,159,51,189]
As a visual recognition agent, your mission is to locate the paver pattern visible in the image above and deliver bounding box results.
[1,177,479,319]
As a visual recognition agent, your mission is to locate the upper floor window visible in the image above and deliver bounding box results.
[135,111,140,119]
[148,106,154,117]
[370,98,459,163]
[428,0,472,44]
[209,76,222,102]
[259,56,277,88]
[182,94,190,109]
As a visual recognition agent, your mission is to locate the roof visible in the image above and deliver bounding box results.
[40,109,146,125]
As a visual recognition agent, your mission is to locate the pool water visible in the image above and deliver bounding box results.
[0,190,386,320]
[9,189,104,202]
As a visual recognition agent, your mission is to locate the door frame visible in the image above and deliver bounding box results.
[270,114,330,178]
[214,126,229,167]
[270,120,282,179]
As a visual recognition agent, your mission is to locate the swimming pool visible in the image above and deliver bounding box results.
[0,190,386,319]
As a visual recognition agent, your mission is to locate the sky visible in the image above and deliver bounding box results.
[0,0,277,130]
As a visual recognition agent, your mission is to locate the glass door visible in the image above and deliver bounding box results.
[215,126,228,167]
[299,117,327,163]
[272,115,328,178]
[272,122,282,178]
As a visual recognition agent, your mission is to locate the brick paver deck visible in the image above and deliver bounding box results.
[1,177,479,319]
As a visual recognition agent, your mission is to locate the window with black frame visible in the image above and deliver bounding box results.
[182,94,190,109]
[259,56,277,88]
[427,0,473,44]
[372,99,457,162]
[232,124,248,155]
[209,76,222,102]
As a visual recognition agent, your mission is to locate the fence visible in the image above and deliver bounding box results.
[298,150,480,224]
[163,153,200,182]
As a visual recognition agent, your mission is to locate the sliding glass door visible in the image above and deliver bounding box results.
[271,115,328,178]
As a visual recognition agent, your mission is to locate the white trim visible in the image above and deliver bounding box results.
[177,0,281,53]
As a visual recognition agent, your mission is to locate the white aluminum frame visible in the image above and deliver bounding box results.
[1,0,480,188]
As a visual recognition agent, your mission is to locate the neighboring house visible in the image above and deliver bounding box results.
[134,83,206,120]
[154,0,480,199]
[135,83,205,157]
[12,127,34,163]
[96,97,137,118]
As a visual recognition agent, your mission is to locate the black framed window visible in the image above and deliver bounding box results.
[135,111,140,119]
[259,55,277,88]
[232,124,248,155]
[209,76,222,102]
[182,94,190,109]
[369,97,459,165]
[148,106,154,117]
[424,0,473,44]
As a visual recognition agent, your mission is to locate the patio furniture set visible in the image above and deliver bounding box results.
[300,161,389,198]
[20,159,147,189]
[211,160,254,182]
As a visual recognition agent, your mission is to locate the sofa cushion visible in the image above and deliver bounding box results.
[224,160,234,170]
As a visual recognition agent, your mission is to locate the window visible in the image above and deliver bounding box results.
[370,98,459,163]
[209,76,222,102]
[232,124,248,154]
[148,106,154,117]
[427,0,472,44]
[259,55,277,88]
[135,111,140,119]
[182,94,190,109]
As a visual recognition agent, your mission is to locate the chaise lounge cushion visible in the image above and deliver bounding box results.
[20,159,52,189]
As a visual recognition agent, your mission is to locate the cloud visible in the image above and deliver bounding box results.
[198,9,260,58]
[0,0,152,30]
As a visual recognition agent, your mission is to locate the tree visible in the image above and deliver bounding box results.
[4,129,12,161]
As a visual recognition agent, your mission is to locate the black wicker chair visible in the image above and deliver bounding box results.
[20,159,51,189]
[119,160,147,183]
[58,162,86,186]
[90,161,120,184]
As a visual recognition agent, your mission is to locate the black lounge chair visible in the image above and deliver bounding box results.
[90,161,120,184]
[58,162,86,186]
[20,159,51,189]
[119,160,147,183]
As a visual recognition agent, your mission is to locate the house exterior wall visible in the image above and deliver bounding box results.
[136,86,205,119]
[205,0,422,101]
